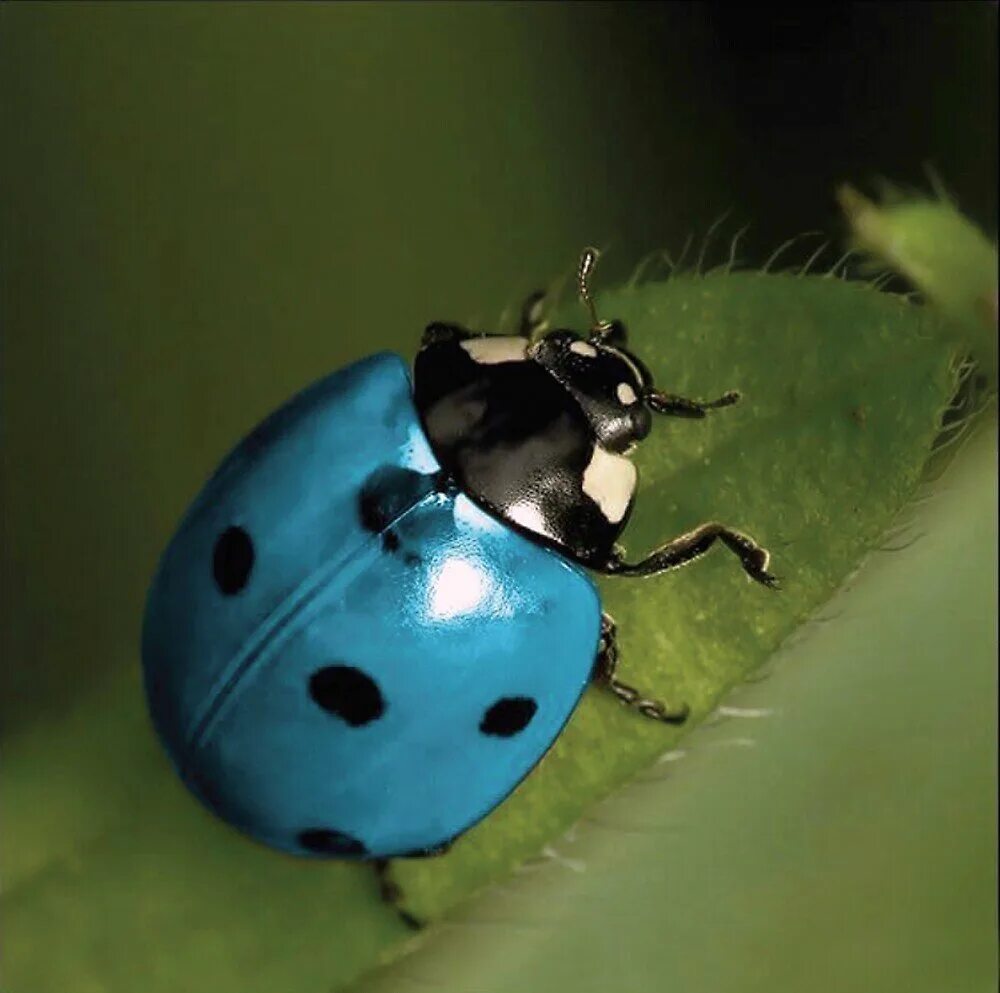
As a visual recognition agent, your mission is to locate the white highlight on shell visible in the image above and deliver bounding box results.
[581,445,636,524]
[404,424,441,475]
[452,493,505,534]
[460,336,528,365]
[569,340,598,358]
[616,381,637,405]
[507,500,557,540]
[428,556,492,620]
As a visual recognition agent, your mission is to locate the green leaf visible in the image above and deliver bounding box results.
[1,270,962,992]
[355,419,998,993]
[392,271,960,920]
[837,182,998,382]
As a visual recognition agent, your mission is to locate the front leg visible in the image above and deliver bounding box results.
[646,388,741,418]
[599,521,779,589]
[592,613,690,725]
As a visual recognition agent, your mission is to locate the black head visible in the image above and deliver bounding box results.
[529,322,655,454]
[411,247,740,572]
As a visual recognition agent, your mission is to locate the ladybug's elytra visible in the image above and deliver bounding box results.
[142,249,775,918]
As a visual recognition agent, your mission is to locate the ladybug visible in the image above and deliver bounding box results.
[142,248,775,908]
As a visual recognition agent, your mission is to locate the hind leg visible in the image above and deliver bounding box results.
[591,612,690,724]
[373,841,453,930]
[373,859,424,930]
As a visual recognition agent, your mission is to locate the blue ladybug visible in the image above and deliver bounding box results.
[142,248,776,900]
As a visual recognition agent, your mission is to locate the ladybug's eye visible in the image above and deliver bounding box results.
[212,525,254,594]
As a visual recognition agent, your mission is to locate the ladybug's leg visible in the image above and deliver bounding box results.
[373,859,424,931]
[517,289,547,338]
[645,388,741,419]
[592,612,690,725]
[600,523,779,589]
[372,841,453,930]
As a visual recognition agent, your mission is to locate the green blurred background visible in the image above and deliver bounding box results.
[1,1,996,732]
[1,3,996,991]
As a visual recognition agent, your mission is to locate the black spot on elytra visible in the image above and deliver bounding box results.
[298,828,368,857]
[382,529,400,552]
[479,696,537,737]
[213,526,254,594]
[309,665,385,726]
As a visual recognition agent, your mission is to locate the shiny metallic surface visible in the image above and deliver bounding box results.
[142,353,601,858]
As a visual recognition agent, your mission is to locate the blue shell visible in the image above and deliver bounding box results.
[142,353,602,858]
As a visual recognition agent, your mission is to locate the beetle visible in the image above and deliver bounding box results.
[142,248,776,921]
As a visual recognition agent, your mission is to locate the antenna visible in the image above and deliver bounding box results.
[577,247,610,334]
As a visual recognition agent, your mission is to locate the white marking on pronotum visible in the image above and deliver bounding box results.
[616,381,637,405]
[581,445,636,523]
[460,336,528,365]
[569,340,598,358]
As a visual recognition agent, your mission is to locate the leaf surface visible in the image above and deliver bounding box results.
[1,272,960,991]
